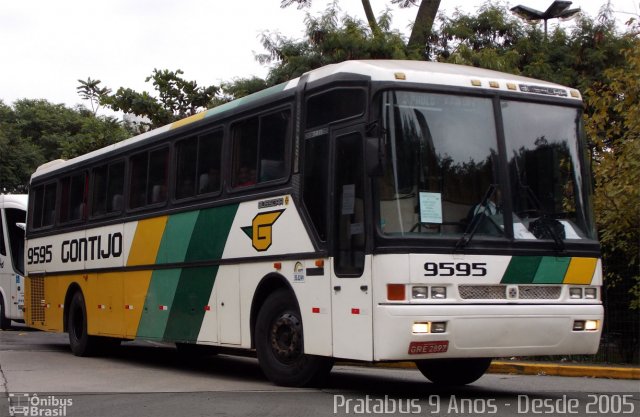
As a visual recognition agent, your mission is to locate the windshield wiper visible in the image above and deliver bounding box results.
[519,185,565,252]
[455,184,497,251]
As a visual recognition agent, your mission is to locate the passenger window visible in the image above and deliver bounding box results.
[60,172,87,223]
[197,131,223,195]
[92,161,124,216]
[232,110,289,188]
[31,182,57,229]
[129,148,169,209]
[175,130,223,199]
[175,137,198,199]
[107,162,125,213]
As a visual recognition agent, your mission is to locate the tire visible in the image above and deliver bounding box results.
[255,289,333,387]
[68,291,119,356]
[416,358,492,386]
[0,297,11,330]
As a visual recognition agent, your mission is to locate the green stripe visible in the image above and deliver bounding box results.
[185,204,238,262]
[533,257,571,284]
[159,204,237,342]
[163,266,218,342]
[136,269,182,339]
[155,211,199,264]
[501,256,542,284]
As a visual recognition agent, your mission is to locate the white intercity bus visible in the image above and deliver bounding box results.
[24,60,603,386]
[0,194,27,329]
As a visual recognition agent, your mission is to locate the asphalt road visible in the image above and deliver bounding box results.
[1,327,638,417]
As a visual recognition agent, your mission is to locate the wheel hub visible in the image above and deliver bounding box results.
[270,313,302,362]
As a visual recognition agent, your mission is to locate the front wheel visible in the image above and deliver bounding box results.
[415,358,492,386]
[255,289,333,387]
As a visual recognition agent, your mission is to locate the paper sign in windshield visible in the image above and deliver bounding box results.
[419,192,442,224]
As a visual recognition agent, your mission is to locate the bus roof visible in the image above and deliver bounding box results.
[32,60,581,180]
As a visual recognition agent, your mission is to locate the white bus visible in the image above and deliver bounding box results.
[25,60,603,386]
[0,194,27,329]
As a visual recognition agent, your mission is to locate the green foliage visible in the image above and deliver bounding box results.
[77,78,111,115]
[79,69,220,130]
[259,3,410,84]
[0,99,129,192]
[584,37,640,308]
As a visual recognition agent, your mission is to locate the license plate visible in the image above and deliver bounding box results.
[408,340,449,355]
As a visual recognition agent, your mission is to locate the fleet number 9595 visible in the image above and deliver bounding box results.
[27,245,53,265]
[424,262,487,277]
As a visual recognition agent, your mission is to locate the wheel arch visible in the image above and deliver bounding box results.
[249,273,297,349]
[63,282,83,332]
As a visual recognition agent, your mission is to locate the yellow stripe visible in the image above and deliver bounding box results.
[170,112,206,129]
[123,271,153,337]
[127,216,168,266]
[563,257,598,284]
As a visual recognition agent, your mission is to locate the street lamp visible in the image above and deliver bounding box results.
[510,1,581,39]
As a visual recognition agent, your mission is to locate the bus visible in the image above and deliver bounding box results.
[0,194,27,330]
[24,60,603,387]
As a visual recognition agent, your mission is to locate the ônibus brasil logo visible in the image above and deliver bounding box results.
[241,209,285,252]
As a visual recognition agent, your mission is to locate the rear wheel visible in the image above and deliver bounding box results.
[415,358,492,386]
[255,289,333,387]
[68,291,119,356]
[0,297,11,330]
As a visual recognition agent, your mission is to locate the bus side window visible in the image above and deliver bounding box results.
[258,111,288,182]
[60,172,87,223]
[232,110,290,189]
[148,148,168,204]
[196,130,223,195]
[0,210,5,256]
[232,118,259,188]
[5,208,25,275]
[175,136,198,199]
[42,183,57,227]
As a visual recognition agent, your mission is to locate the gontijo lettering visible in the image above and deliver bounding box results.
[61,233,123,263]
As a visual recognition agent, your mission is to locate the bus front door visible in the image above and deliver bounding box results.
[330,128,373,361]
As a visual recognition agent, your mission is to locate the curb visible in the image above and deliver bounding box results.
[488,361,640,380]
[344,361,640,380]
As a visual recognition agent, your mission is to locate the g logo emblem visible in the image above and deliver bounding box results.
[241,209,285,251]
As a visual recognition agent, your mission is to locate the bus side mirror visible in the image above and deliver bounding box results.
[366,137,384,177]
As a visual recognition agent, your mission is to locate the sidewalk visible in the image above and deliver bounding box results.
[357,360,640,380]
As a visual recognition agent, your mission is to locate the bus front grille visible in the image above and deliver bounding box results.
[459,285,561,300]
[30,277,45,323]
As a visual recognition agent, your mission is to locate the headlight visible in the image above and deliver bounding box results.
[431,287,446,299]
[569,287,583,299]
[412,286,428,299]
[584,288,597,299]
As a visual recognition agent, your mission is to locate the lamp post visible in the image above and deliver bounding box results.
[510,1,581,39]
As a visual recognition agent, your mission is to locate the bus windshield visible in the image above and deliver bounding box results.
[376,90,595,242]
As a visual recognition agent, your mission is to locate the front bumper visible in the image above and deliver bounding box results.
[373,303,603,361]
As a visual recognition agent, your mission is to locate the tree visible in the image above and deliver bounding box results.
[260,3,409,84]
[281,0,441,57]
[78,69,220,130]
[77,78,111,115]
[0,99,129,192]
[585,35,640,310]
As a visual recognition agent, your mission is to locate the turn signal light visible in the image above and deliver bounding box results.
[387,284,406,301]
